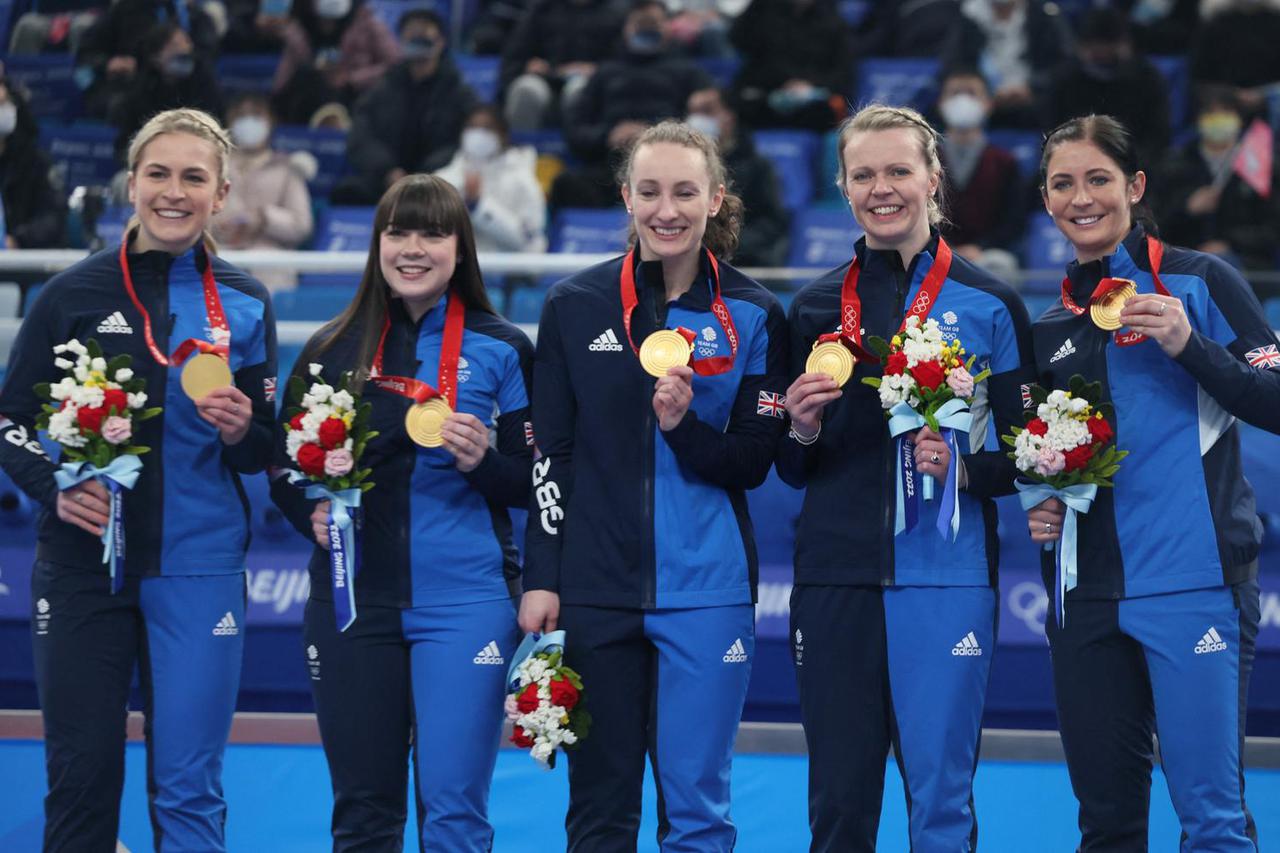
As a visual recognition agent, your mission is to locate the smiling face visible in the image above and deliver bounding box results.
[379,224,458,319]
[841,127,939,253]
[1042,139,1145,263]
[621,141,724,265]
[128,131,228,255]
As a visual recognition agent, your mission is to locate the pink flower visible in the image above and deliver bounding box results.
[324,449,354,477]
[945,365,975,398]
[101,416,132,446]
[505,693,520,722]
[1035,447,1066,477]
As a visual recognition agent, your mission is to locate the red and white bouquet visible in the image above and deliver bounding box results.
[36,337,161,592]
[505,631,590,768]
[282,363,376,631]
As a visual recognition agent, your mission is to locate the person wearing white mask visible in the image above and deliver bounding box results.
[212,93,314,291]
[435,104,547,254]
[0,75,65,248]
[934,65,1025,281]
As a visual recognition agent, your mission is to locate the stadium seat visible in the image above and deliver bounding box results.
[815,130,842,204]
[1021,291,1059,322]
[456,53,500,103]
[986,129,1043,182]
[40,121,118,188]
[216,54,281,99]
[5,55,80,121]
[786,205,862,269]
[752,129,820,213]
[547,208,629,254]
[93,206,131,248]
[0,283,19,318]
[695,56,742,91]
[853,58,940,112]
[22,284,44,315]
[271,125,351,197]
[274,278,358,322]
[1150,55,1190,133]
[507,284,548,325]
[1020,211,1074,273]
[313,206,376,252]
[1265,297,1280,331]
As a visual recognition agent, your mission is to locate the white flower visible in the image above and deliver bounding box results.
[303,384,333,406]
[309,363,324,377]
[65,339,87,356]
[90,357,107,373]
[1068,397,1089,415]
[49,378,77,401]
[53,344,68,355]
[54,357,73,370]
[115,368,134,382]
[330,390,354,411]
[127,392,147,409]
[531,741,554,764]
[877,373,916,409]
[72,365,90,383]
[286,430,308,459]
[47,407,86,447]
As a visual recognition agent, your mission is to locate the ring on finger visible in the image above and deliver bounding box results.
[930,452,941,464]
[1157,302,1167,316]
[1044,522,1053,533]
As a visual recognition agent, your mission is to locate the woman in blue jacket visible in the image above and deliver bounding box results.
[519,120,789,851]
[1027,114,1279,851]
[0,108,276,852]
[270,174,532,852]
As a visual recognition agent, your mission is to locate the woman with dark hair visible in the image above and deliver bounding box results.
[0,75,65,247]
[1028,113,1280,850]
[269,174,532,851]
[520,120,789,849]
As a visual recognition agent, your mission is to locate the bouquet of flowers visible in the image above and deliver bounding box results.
[1002,375,1127,626]
[35,338,162,592]
[861,316,990,537]
[505,631,590,769]
[283,363,376,630]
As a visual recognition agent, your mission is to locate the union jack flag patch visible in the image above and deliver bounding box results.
[1020,383,1033,409]
[1245,344,1280,369]
[757,390,786,418]
[524,421,536,446]
[263,377,277,403]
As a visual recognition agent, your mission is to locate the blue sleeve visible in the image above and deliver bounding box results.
[221,283,278,474]
[461,330,535,508]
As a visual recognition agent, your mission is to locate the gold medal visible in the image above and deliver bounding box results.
[638,329,693,378]
[1089,280,1136,331]
[404,397,452,447]
[180,352,233,400]
[806,340,855,387]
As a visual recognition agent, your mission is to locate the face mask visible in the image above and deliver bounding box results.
[626,28,663,55]
[0,103,17,138]
[314,0,351,19]
[402,36,440,62]
[1198,111,1242,145]
[231,115,270,150]
[939,94,985,130]
[164,54,195,79]
[687,112,720,140]
[461,127,500,161]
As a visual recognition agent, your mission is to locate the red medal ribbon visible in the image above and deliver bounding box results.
[118,238,230,367]
[1059,235,1171,345]
[368,293,466,408]
[619,249,739,376]
[818,237,954,362]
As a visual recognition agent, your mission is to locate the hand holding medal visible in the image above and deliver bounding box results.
[1060,235,1185,354]
[652,365,694,431]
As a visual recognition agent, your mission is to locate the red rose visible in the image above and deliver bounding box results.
[516,683,541,714]
[102,388,128,413]
[1086,416,1113,446]
[1026,418,1048,437]
[910,359,946,391]
[549,677,579,710]
[884,351,908,376]
[77,405,107,434]
[297,442,327,477]
[289,412,305,431]
[318,417,347,449]
[1063,444,1094,472]
[511,726,535,748]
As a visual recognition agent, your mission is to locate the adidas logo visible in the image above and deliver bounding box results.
[1194,627,1228,655]
[723,638,748,663]
[588,328,624,352]
[952,631,983,656]
[1049,338,1077,363]
[212,612,239,636]
[473,640,504,665]
[96,311,133,335]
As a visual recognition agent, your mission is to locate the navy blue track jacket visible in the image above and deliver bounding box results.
[777,234,1035,587]
[0,244,276,576]
[271,294,533,609]
[523,252,789,609]
[1035,226,1280,599]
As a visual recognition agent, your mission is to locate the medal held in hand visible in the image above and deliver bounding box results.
[805,340,855,387]
[1087,279,1137,331]
[179,351,234,399]
[1060,236,1172,341]
[404,397,453,447]
[638,329,695,378]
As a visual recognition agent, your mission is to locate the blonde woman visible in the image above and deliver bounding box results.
[0,108,276,851]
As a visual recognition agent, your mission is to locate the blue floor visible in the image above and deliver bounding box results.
[2,740,1278,851]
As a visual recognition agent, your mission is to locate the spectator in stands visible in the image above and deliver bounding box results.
[552,0,711,208]
[1191,0,1280,118]
[851,0,961,57]
[686,86,789,266]
[107,21,225,162]
[222,0,293,54]
[0,76,66,248]
[75,0,220,120]
[666,0,742,58]
[332,9,476,205]
[436,104,548,253]
[10,0,104,55]
[212,93,315,290]
[941,0,1072,129]
[498,0,624,132]
[269,0,400,126]
[935,65,1024,280]
[729,0,849,131]
[469,0,532,55]
[1154,86,1280,299]
[1114,0,1201,55]
[1043,9,1171,168]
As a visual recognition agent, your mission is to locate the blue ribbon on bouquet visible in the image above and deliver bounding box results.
[54,455,143,594]
[507,629,566,693]
[289,472,363,632]
[1016,481,1098,628]
[888,398,971,539]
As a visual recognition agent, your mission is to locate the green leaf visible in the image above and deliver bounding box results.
[864,335,892,359]
[861,377,883,390]
[87,338,104,360]
[1000,434,1018,447]
[106,354,130,376]
[137,407,163,422]
[124,445,150,455]
[34,382,52,399]
[287,374,306,404]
